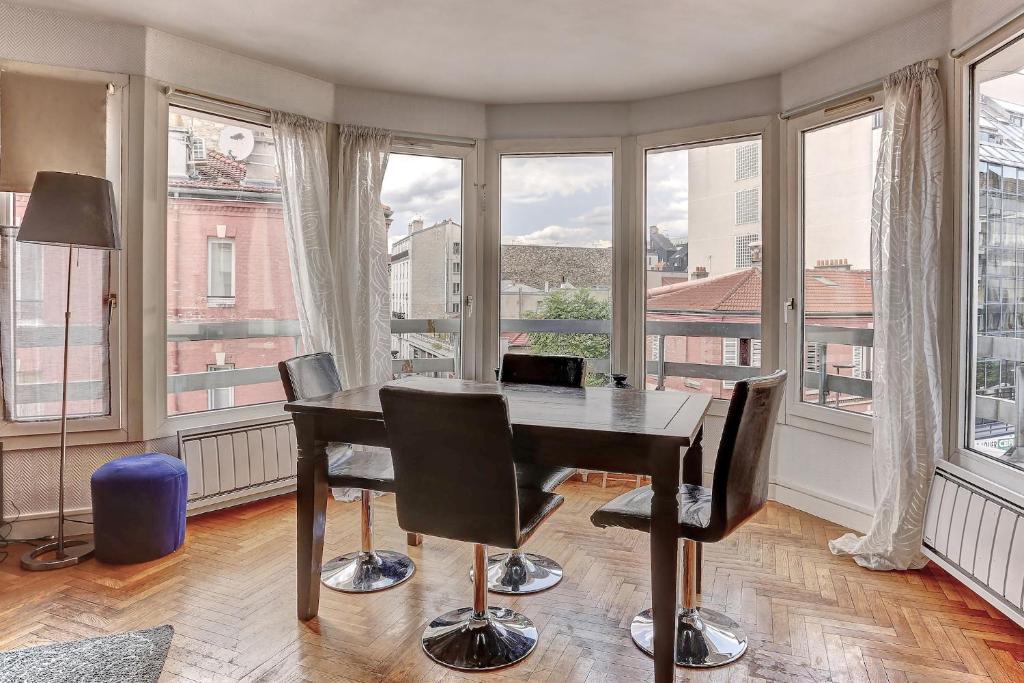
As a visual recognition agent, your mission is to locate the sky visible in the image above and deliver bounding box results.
[380,151,693,249]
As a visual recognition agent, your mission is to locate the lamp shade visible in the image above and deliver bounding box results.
[16,172,120,250]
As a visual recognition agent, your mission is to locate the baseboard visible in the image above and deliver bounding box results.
[769,481,874,533]
[187,480,296,516]
[5,480,297,540]
[6,505,93,542]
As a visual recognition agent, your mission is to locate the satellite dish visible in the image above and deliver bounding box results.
[219,126,255,161]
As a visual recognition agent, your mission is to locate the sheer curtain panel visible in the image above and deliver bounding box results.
[829,60,945,570]
[333,125,392,389]
[270,111,342,360]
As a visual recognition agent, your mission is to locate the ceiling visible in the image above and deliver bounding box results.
[23,0,942,104]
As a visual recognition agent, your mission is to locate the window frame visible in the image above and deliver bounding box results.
[385,140,479,380]
[149,92,290,438]
[783,93,881,441]
[206,237,236,304]
[483,137,623,382]
[635,117,779,418]
[951,16,1024,491]
[0,63,128,449]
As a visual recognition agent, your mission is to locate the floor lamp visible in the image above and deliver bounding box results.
[17,172,120,571]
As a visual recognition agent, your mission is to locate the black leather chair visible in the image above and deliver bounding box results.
[380,381,563,671]
[591,370,786,668]
[482,353,582,594]
[278,353,414,593]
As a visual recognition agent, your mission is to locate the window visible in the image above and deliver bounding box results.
[734,233,759,268]
[207,238,235,305]
[206,363,235,410]
[966,35,1024,467]
[381,152,464,379]
[735,142,759,180]
[190,136,207,161]
[166,105,297,416]
[798,110,879,416]
[499,153,613,385]
[644,135,763,398]
[0,193,113,421]
[735,187,760,224]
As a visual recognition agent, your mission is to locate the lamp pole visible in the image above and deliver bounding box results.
[21,244,95,570]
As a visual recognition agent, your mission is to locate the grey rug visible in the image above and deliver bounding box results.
[0,625,173,683]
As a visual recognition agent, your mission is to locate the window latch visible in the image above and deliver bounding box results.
[784,297,795,323]
[464,294,474,317]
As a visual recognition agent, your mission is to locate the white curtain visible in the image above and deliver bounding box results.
[333,125,393,389]
[272,112,362,501]
[270,111,343,359]
[829,60,945,570]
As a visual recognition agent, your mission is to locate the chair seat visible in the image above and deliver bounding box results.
[515,463,575,492]
[327,445,396,493]
[516,489,564,546]
[590,484,712,536]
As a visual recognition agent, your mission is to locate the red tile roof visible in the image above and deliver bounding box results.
[646,267,872,315]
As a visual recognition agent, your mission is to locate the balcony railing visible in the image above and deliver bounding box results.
[19,318,882,404]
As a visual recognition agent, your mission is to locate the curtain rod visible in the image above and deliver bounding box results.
[165,87,272,120]
[779,58,938,120]
[165,88,477,146]
[951,7,1024,59]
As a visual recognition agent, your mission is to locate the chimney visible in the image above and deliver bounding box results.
[814,258,852,271]
[749,241,762,268]
[691,266,708,279]
[410,216,424,233]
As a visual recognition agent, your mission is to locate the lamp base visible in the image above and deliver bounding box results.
[21,538,94,571]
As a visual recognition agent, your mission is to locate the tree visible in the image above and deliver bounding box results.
[524,289,611,385]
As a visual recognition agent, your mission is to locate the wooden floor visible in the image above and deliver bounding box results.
[2,481,1024,682]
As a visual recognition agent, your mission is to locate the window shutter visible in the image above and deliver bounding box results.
[0,70,109,193]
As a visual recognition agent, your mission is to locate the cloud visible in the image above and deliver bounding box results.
[505,224,610,248]
[501,155,613,204]
[572,204,612,226]
[382,154,462,246]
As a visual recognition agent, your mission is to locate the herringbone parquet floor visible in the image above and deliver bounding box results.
[2,480,1024,682]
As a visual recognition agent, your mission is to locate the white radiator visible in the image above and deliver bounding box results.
[177,416,297,511]
[923,463,1024,624]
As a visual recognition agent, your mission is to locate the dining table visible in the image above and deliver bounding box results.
[285,377,712,683]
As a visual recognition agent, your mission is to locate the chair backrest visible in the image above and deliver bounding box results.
[498,353,586,388]
[707,370,787,540]
[379,382,522,548]
[278,352,342,402]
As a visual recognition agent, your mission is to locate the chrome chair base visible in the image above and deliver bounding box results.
[631,606,748,668]
[421,606,538,671]
[476,551,563,594]
[321,549,415,593]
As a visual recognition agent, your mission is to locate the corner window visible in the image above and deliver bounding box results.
[966,34,1024,465]
[498,152,614,385]
[798,110,878,416]
[166,104,298,416]
[644,135,762,398]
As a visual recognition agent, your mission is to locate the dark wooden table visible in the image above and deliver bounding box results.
[285,377,711,683]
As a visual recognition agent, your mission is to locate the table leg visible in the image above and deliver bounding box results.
[683,427,704,595]
[650,443,682,683]
[295,414,329,621]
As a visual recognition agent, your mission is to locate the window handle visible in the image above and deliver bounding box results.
[784,297,795,324]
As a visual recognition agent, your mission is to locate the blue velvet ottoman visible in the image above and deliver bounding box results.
[91,453,187,564]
